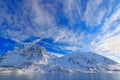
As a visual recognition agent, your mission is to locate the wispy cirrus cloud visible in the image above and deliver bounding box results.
[0,0,120,62]
[90,1,120,62]
[102,4,120,33]
[0,0,86,47]
[84,0,104,26]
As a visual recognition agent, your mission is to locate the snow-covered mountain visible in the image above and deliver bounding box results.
[56,52,120,72]
[0,44,120,73]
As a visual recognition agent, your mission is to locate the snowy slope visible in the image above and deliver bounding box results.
[0,44,120,73]
[0,44,49,69]
[56,52,120,72]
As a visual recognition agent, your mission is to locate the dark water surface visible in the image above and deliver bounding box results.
[0,72,120,80]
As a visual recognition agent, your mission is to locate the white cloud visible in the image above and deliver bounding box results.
[95,34,120,55]
[1,0,120,63]
[0,0,85,46]
[102,4,120,33]
[30,0,56,27]
[63,0,82,25]
[60,45,80,51]
[83,1,120,63]
[84,0,104,26]
[92,4,120,62]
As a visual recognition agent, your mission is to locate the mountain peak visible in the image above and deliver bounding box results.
[0,44,120,73]
[0,44,49,68]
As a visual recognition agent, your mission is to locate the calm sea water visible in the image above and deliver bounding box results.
[0,72,120,80]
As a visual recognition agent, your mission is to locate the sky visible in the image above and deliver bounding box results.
[0,0,120,62]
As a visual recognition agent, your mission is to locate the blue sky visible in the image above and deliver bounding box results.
[0,0,120,62]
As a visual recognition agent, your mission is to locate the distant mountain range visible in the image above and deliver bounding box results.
[0,44,120,73]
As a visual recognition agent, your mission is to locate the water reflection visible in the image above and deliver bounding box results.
[0,72,120,80]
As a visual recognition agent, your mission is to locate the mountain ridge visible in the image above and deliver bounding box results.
[0,44,120,73]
